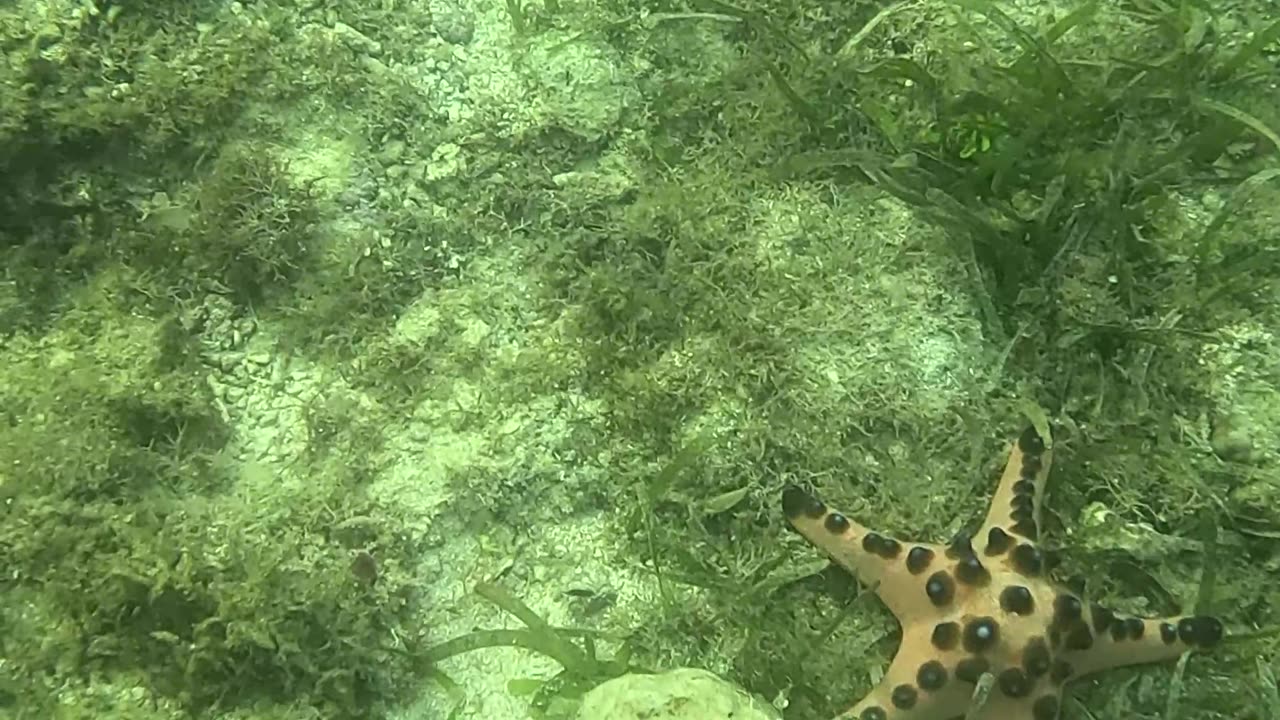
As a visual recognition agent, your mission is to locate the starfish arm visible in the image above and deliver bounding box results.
[830,625,975,720]
[963,688,1064,720]
[1060,613,1225,678]
[976,425,1052,554]
[828,622,1067,720]
[834,678,972,720]
[783,485,948,621]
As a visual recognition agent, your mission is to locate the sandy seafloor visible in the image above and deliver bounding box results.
[204,0,1279,715]
[10,0,1279,717]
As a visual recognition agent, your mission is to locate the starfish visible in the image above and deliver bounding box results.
[781,425,1224,720]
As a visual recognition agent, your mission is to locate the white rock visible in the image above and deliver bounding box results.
[574,668,780,720]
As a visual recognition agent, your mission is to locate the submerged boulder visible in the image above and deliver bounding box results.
[575,668,780,720]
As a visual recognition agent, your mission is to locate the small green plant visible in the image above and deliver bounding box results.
[772,1,1280,317]
[0,1,291,331]
[507,0,528,35]
[426,582,640,717]
[119,140,320,308]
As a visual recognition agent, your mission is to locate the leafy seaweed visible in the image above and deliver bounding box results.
[425,582,639,717]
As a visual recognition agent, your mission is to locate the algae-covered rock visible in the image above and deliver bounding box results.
[575,668,780,720]
[524,30,634,140]
[1230,474,1280,525]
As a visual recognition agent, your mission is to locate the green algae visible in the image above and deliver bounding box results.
[1,0,1277,718]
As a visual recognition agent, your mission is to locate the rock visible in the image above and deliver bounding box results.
[574,668,780,720]
[1230,475,1280,524]
[1210,409,1255,463]
[525,30,634,140]
[431,0,475,45]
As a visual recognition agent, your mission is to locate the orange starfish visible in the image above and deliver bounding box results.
[782,425,1223,720]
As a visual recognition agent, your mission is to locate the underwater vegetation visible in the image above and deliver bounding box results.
[544,1,1280,718]
[0,281,433,718]
[0,2,434,718]
[0,0,1277,719]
